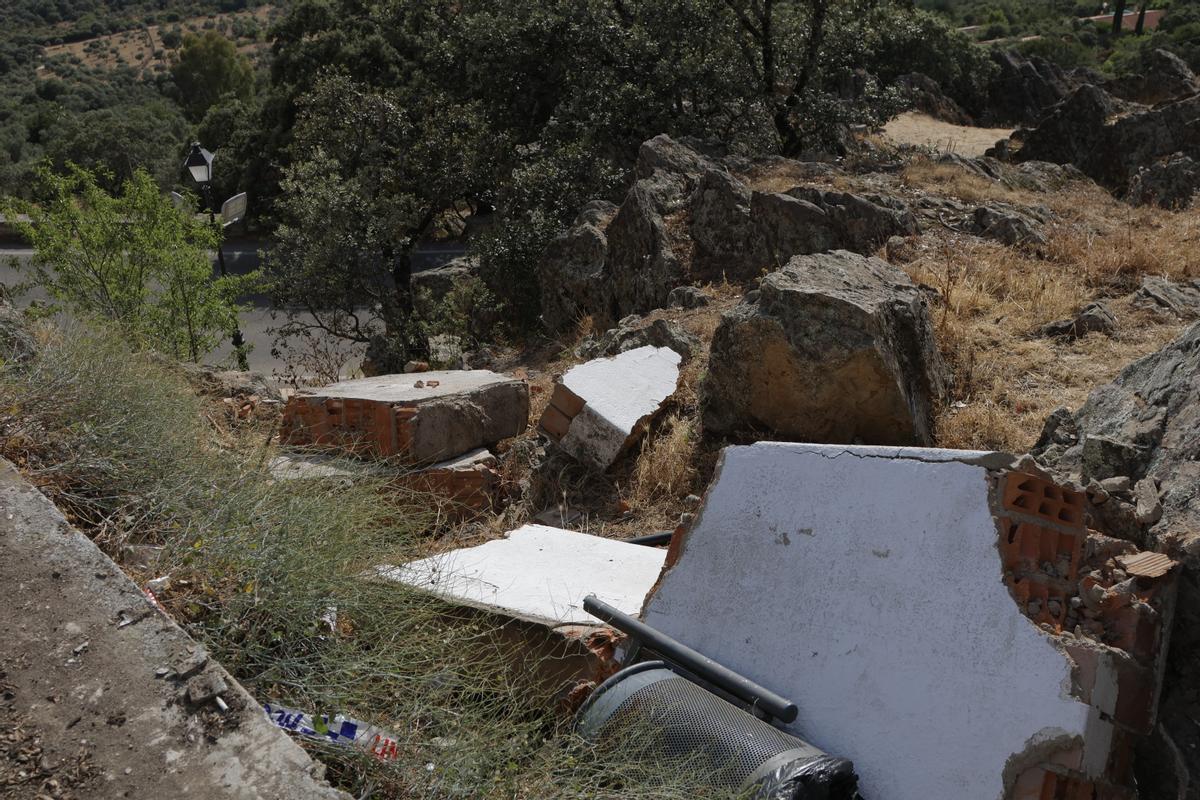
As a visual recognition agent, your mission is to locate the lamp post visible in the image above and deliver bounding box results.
[184,142,248,370]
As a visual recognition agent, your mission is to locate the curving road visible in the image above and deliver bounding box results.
[0,236,468,375]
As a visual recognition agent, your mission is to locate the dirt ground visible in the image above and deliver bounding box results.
[883,112,1014,157]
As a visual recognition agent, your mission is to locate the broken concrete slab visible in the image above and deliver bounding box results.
[539,346,681,471]
[268,452,359,482]
[381,524,666,627]
[281,370,528,463]
[0,458,348,799]
[405,447,500,514]
[379,524,667,707]
[640,442,1175,800]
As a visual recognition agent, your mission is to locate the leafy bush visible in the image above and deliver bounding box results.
[3,165,253,361]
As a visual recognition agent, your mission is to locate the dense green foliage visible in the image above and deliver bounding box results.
[170,30,255,120]
[919,0,1200,73]
[3,165,252,361]
[1,0,266,45]
[2,0,993,360]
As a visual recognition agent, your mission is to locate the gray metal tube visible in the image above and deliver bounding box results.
[583,594,799,724]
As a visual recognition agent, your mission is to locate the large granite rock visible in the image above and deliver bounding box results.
[538,201,619,332]
[1126,153,1200,208]
[1107,48,1200,106]
[702,250,948,445]
[689,168,765,281]
[982,50,1077,126]
[1015,84,1200,195]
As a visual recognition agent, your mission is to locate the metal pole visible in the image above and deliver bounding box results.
[206,184,248,370]
[583,595,799,723]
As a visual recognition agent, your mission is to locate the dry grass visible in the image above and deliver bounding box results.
[899,159,1032,206]
[882,112,1014,158]
[909,182,1200,452]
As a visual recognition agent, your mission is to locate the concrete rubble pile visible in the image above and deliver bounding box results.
[278,369,529,512]
[390,441,1179,799]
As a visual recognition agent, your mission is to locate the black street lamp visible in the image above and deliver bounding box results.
[184,142,248,370]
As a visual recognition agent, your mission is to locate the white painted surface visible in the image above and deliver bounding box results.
[380,524,666,627]
[303,370,514,403]
[641,442,1105,800]
[560,346,681,469]
[426,447,495,471]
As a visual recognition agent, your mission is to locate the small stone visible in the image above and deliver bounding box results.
[1099,476,1132,494]
[1069,596,1083,609]
[1134,477,1163,525]
[1047,599,1063,617]
[413,380,425,389]
[683,494,702,508]
[186,669,228,704]
[403,361,429,373]
[1027,599,1042,616]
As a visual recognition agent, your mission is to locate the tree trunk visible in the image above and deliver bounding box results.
[775,0,829,156]
[1134,2,1148,35]
[1112,0,1127,35]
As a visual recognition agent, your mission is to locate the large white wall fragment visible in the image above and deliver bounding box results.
[539,345,681,471]
[640,442,1175,800]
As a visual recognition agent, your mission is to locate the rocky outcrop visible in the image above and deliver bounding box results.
[983,50,1077,126]
[1126,153,1200,208]
[1107,49,1200,107]
[752,188,918,271]
[1133,276,1200,318]
[1039,301,1116,339]
[895,72,973,125]
[539,135,922,330]
[538,201,619,332]
[412,256,480,303]
[1014,84,1200,195]
[702,250,947,445]
[689,168,764,281]
[973,205,1047,246]
[576,315,699,362]
[1031,323,1200,795]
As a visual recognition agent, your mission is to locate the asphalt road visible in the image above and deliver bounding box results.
[0,237,468,375]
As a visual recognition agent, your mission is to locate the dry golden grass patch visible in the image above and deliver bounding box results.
[899,159,1032,206]
[913,189,1199,452]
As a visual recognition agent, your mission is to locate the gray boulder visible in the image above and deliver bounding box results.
[786,188,919,253]
[538,201,618,332]
[1133,276,1200,319]
[1040,301,1117,340]
[606,181,686,322]
[1126,153,1200,209]
[689,168,765,281]
[667,285,711,309]
[702,250,948,445]
[576,315,699,362]
[973,205,1047,246]
[983,50,1078,127]
[1107,49,1200,106]
[412,256,480,303]
[1015,85,1200,194]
